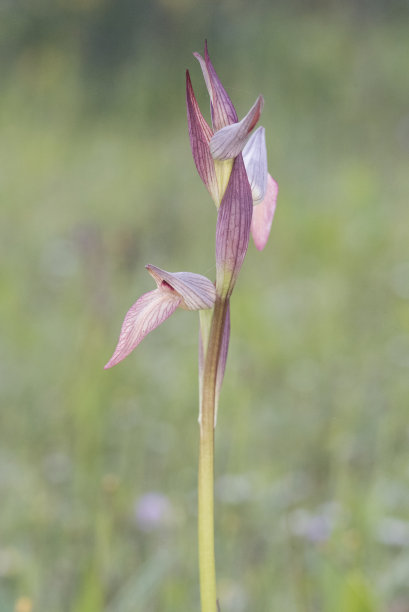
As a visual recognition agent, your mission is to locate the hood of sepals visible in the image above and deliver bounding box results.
[146,264,216,311]
[187,42,264,209]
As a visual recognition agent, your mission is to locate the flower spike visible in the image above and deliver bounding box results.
[105,266,216,368]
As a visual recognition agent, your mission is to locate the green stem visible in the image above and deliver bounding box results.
[198,297,228,612]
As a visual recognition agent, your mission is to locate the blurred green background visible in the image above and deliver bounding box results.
[1,0,409,610]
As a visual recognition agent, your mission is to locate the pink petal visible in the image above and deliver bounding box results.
[186,70,219,204]
[242,126,268,204]
[251,174,278,251]
[104,289,181,369]
[216,154,253,298]
[146,264,216,311]
[209,96,264,161]
[194,41,238,131]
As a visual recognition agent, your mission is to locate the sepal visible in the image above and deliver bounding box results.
[209,96,264,161]
[194,41,238,131]
[215,155,253,298]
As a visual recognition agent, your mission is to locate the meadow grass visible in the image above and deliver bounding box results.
[1,8,408,611]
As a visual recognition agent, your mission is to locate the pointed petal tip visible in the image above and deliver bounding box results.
[209,95,264,161]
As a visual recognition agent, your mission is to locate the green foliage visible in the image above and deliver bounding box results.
[1,3,408,611]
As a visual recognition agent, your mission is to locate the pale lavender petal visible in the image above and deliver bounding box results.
[216,154,253,298]
[146,265,216,311]
[194,41,238,131]
[104,289,181,368]
[251,174,278,251]
[209,96,264,161]
[243,126,268,204]
[214,299,230,426]
[186,70,219,203]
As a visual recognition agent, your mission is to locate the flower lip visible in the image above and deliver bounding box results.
[250,174,278,251]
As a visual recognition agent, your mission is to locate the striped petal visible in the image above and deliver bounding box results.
[104,289,181,369]
[216,154,253,299]
[186,70,219,204]
[146,265,216,310]
[209,96,264,161]
[194,41,238,131]
[242,126,268,204]
[251,174,278,251]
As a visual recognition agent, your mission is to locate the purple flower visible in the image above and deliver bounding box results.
[104,265,215,368]
[186,42,278,251]
[135,492,173,532]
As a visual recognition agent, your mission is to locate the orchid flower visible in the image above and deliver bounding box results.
[104,265,216,369]
[186,40,278,251]
[105,43,279,612]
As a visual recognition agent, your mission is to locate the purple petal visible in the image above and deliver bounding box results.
[251,174,278,251]
[209,96,264,161]
[216,154,253,298]
[214,299,230,425]
[186,70,219,204]
[104,289,181,369]
[242,126,268,204]
[194,41,238,131]
[146,265,216,310]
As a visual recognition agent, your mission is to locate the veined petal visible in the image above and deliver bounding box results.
[194,41,238,131]
[243,126,268,204]
[251,174,278,251]
[216,154,253,299]
[209,96,264,161]
[186,70,219,204]
[104,289,181,369]
[214,299,230,426]
[146,264,216,311]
